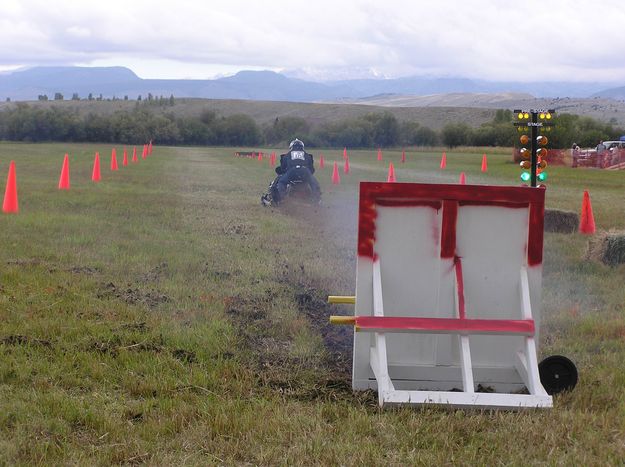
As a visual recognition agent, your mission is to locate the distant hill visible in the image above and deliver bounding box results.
[2,66,625,126]
[338,93,625,127]
[1,66,624,103]
[592,85,625,100]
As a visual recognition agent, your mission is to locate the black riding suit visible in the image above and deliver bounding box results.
[271,149,321,203]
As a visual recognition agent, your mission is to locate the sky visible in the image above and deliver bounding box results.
[1,0,625,83]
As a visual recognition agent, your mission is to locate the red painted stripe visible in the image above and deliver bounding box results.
[454,257,465,319]
[354,316,535,335]
[527,201,545,266]
[459,200,529,209]
[360,182,545,204]
[376,199,442,209]
[440,200,458,258]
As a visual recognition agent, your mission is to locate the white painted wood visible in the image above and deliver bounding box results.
[519,267,549,396]
[350,186,551,408]
[454,268,475,393]
[381,390,552,409]
[459,336,475,393]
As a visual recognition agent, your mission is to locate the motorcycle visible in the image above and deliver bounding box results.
[261,176,319,206]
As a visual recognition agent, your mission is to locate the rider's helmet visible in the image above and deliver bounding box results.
[289,138,305,151]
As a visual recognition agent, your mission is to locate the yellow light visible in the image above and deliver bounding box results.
[538,160,547,169]
[520,160,531,169]
[520,148,530,159]
[523,112,530,119]
[517,112,524,119]
[539,113,545,119]
[520,134,529,144]
[546,113,552,119]
[537,148,548,158]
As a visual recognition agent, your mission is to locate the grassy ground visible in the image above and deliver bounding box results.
[1,142,624,465]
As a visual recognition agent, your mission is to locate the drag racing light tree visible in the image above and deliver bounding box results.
[514,110,555,187]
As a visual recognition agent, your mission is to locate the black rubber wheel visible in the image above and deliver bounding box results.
[539,355,578,395]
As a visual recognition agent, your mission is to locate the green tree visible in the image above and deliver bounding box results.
[441,122,471,148]
[218,114,262,146]
[265,116,310,144]
[362,112,400,147]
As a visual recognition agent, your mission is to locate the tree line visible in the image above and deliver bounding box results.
[0,103,622,149]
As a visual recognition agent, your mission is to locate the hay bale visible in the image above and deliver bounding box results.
[587,231,625,266]
[544,209,579,234]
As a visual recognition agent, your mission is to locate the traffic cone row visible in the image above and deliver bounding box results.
[2,142,154,213]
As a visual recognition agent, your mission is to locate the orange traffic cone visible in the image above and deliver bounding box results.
[387,162,396,183]
[2,161,18,213]
[123,148,128,166]
[459,172,466,184]
[332,161,341,185]
[132,147,138,163]
[401,149,406,163]
[270,152,275,166]
[481,154,488,172]
[440,152,447,169]
[258,152,263,162]
[343,147,347,159]
[579,190,596,235]
[142,145,147,159]
[92,152,101,182]
[377,148,382,161]
[59,154,70,189]
[111,148,118,171]
[344,157,350,174]
[319,154,325,169]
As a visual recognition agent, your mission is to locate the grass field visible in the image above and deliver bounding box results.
[1,142,624,465]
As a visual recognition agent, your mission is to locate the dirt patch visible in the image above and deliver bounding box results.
[139,262,168,283]
[1,335,52,347]
[297,287,353,374]
[172,348,197,363]
[223,223,256,236]
[67,266,101,275]
[271,263,353,376]
[224,293,301,371]
[6,258,44,267]
[97,282,170,309]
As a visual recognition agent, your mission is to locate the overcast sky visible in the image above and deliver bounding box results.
[1,0,625,82]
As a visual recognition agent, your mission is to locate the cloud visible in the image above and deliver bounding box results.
[65,26,91,38]
[1,0,625,82]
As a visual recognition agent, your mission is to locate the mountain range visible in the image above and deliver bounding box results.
[2,66,625,103]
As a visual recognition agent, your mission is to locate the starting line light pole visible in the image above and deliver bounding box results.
[514,109,555,187]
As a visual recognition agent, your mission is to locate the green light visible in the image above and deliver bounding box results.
[520,172,531,182]
[537,172,548,181]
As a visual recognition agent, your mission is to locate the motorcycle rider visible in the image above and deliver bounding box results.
[268,138,321,205]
